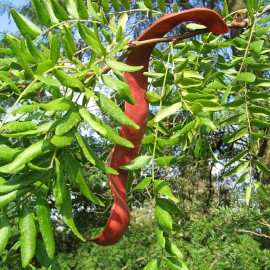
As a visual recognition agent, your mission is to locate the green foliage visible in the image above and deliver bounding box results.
[0,0,270,269]
[179,206,270,269]
[18,205,267,270]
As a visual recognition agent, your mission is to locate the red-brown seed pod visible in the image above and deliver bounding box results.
[90,8,229,246]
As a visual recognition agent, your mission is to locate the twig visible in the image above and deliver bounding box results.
[236,229,270,239]
[129,28,209,48]
[120,257,146,270]
[210,253,221,269]
[86,28,208,78]
[259,221,270,228]
[257,4,270,17]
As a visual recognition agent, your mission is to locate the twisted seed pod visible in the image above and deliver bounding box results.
[90,8,229,245]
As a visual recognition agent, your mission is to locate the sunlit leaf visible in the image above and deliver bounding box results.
[120,156,151,170]
[224,161,249,177]
[19,205,36,268]
[165,256,188,270]
[94,92,139,129]
[143,259,158,270]
[132,177,151,192]
[155,103,181,123]
[11,9,42,39]
[79,107,134,148]
[0,215,10,253]
[236,72,256,82]
[226,150,249,167]
[0,188,33,209]
[246,183,252,205]
[36,192,55,259]
[154,179,178,202]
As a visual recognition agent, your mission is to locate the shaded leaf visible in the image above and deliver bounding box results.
[31,0,51,26]
[53,70,85,92]
[156,198,184,217]
[251,119,270,128]
[74,130,118,175]
[62,150,104,205]
[253,159,270,173]
[49,0,69,20]
[53,158,85,241]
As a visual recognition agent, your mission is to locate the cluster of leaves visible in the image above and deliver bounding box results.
[0,0,269,269]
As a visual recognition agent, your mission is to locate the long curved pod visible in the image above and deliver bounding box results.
[90,8,229,246]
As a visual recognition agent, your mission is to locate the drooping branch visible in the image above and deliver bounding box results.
[86,6,270,80]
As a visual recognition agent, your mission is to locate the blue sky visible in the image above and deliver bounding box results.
[0,0,30,33]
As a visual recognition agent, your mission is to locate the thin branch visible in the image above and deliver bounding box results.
[236,229,270,239]
[257,4,270,17]
[259,221,270,228]
[128,28,209,48]
[210,253,221,269]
